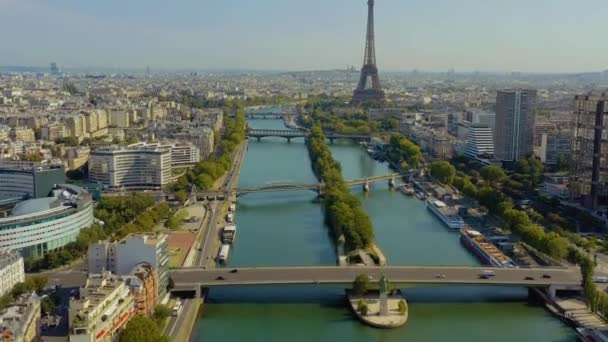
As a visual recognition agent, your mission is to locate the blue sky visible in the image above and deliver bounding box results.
[1,0,606,72]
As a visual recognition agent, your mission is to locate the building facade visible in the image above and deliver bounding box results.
[0,161,66,200]
[69,273,135,342]
[0,184,93,258]
[570,91,608,205]
[494,90,537,162]
[10,128,35,142]
[0,252,25,297]
[464,125,494,161]
[88,234,169,299]
[169,142,200,167]
[89,144,172,190]
[0,293,41,342]
[125,264,158,316]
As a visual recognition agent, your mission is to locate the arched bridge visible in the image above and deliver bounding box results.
[247,129,372,142]
[193,173,404,198]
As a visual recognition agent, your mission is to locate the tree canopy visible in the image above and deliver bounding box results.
[353,274,371,295]
[120,315,170,342]
[430,161,456,185]
[307,125,375,251]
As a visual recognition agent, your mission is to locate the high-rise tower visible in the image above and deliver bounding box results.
[352,0,385,105]
[494,89,537,163]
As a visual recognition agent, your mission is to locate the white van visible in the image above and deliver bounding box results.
[480,270,496,278]
[594,276,608,283]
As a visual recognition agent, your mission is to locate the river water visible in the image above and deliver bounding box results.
[191,119,575,342]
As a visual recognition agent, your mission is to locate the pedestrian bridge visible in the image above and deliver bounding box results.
[247,129,371,142]
[169,266,582,296]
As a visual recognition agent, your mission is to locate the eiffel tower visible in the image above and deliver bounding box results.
[352,0,385,105]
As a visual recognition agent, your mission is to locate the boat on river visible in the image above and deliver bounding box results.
[460,227,517,267]
[426,197,464,229]
[218,244,230,263]
[399,184,415,196]
[222,225,237,244]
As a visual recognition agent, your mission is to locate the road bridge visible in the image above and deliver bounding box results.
[247,129,371,142]
[170,266,582,298]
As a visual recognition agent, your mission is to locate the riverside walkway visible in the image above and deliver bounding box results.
[170,266,581,295]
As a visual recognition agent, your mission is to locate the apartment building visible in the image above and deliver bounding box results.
[68,273,135,342]
[0,252,25,297]
[570,91,608,207]
[494,90,537,162]
[89,144,171,190]
[87,234,169,299]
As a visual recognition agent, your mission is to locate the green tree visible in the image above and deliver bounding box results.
[41,296,56,315]
[353,274,371,295]
[165,214,181,231]
[25,275,48,293]
[430,161,456,185]
[480,165,506,186]
[175,190,188,204]
[152,305,172,327]
[398,299,408,315]
[357,299,368,315]
[120,315,170,342]
[10,282,29,299]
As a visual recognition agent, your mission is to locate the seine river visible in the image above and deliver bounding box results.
[191,119,575,342]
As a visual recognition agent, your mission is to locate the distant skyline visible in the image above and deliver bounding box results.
[1,0,607,73]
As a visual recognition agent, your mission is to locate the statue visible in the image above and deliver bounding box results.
[379,275,389,316]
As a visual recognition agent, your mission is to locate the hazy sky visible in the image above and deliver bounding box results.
[1,0,607,72]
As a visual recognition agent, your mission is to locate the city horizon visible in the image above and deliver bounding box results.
[1,0,607,73]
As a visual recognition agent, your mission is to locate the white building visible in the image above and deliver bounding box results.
[169,142,200,167]
[89,144,172,190]
[69,273,135,342]
[88,234,169,298]
[465,125,494,161]
[0,184,94,258]
[0,251,25,297]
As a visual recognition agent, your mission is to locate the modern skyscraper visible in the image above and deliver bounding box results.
[493,90,537,162]
[352,0,385,105]
[49,62,59,75]
[570,91,608,207]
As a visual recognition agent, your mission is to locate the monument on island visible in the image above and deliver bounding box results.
[379,274,389,316]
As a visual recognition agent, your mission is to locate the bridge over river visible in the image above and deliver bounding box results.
[192,173,403,198]
[170,266,582,298]
[247,129,371,142]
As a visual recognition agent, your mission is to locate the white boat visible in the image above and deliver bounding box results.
[222,225,237,244]
[426,197,465,229]
[218,244,230,263]
[228,203,236,212]
[226,213,234,223]
[399,184,415,195]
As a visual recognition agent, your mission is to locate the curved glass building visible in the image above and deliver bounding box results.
[0,184,94,258]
